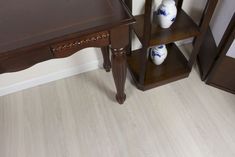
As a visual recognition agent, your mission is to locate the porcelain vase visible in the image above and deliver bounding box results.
[150,45,168,65]
[156,0,177,29]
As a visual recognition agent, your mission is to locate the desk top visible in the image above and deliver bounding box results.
[0,0,134,53]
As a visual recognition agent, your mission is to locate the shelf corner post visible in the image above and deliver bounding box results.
[139,0,153,85]
[188,0,218,69]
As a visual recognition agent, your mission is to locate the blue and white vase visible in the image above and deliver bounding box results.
[150,45,168,65]
[156,0,177,29]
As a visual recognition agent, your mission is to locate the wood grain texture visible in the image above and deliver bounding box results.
[0,47,53,73]
[207,56,235,94]
[0,0,134,104]
[0,0,134,74]
[1,46,235,157]
[0,0,134,53]
[110,25,130,104]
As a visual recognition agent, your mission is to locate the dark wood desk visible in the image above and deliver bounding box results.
[0,0,134,104]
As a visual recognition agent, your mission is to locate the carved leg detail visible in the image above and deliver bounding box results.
[101,46,111,72]
[110,25,129,104]
[111,47,127,104]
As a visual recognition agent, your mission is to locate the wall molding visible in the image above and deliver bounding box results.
[0,59,102,97]
[0,40,192,97]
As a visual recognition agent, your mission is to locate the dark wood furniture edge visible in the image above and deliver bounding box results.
[0,0,135,105]
[127,43,191,91]
[188,0,218,68]
[0,31,111,74]
[176,0,184,10]
[132,9,200,46]
[207,13,235,83]
[206,13,235,94]
[206,59,235,94]
[129,70,190,91]
[0,0,135,54]
[110,25,130,104]
[125,0,218,91]
[138,0,153,84]
[207,83,235,94]
[197,27,218,81]
[206,62,235,95]
[101,46,112,72]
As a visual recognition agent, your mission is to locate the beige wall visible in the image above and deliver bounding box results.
[132,0,206,21]
[227,41,235,58]
[210,0,235,58]
[210,0,235,45]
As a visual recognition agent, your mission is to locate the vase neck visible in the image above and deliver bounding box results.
[162,0,175,6]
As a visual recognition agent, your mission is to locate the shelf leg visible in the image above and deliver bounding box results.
[176,0,184,10]
[188,0,218,68]
[139,0,153,84]
[124,0,133,55]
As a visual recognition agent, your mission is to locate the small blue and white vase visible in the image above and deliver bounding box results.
[150,45,168,65]
[156,0,177,29]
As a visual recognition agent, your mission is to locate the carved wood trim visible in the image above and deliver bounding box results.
[51,31,110,58]
[111,47,127,56]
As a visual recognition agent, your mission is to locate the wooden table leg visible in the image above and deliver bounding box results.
[110,25,129,104]
[101,46,111,72]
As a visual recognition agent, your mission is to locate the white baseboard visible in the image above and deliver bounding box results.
[0,40,193,97]
[0,60,102,97]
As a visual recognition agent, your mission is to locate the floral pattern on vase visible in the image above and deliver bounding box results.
[156,0,177,29]
[150,45,168,65]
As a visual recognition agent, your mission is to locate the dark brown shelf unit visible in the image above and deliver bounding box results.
[128,43,190,90]
[198,13,235,94]
[197,28,218,80]
[133,9,200,46]
[125,0,218,90]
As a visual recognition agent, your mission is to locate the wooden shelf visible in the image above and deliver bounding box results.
[133,9,200,46]
[125,0,218,91]
[197,28,218,80]
[127,43,190,90]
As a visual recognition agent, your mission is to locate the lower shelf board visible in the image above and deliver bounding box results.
[206,56,235,94]
[127,43,191,91]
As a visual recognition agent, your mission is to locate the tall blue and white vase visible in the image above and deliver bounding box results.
[156,0,177,29]
[150,45,168,65]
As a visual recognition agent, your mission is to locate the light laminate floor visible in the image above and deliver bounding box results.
[0,50,235,157]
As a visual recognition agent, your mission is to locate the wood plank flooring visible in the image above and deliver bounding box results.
[0,51,235,157]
